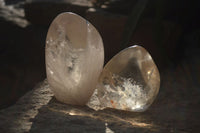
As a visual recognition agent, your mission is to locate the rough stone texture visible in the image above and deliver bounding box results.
[0,1,46,109]
[0,81,53,133]
[0,0,28,27]
[1,63,200,132]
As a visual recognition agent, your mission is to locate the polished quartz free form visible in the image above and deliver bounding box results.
[88,45,160,112]
[45,12,160,112]
[45,12,104,105]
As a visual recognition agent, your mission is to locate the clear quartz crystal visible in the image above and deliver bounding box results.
[45,12,104,105]
[88,45,160,112]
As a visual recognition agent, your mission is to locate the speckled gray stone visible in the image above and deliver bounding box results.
[0,70,200,133]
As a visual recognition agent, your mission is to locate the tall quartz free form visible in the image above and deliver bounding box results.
[45,12,104,105]
[88,45,160,112]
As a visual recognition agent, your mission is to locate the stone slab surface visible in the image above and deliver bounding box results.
[0,64,200,133]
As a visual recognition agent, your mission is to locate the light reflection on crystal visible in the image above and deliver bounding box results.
[49,69,54,75]
[105,123,114,133]
[98,74,148,111]
[49,105,155,129]
[46,12,104,105]
[88,45,160,112]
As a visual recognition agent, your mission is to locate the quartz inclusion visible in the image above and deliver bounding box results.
[45,12,104,105]
[88,45,160,112]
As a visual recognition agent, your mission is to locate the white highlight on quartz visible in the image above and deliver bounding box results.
[45,12,104,105]
[88,45,160,112]
[45,12,160,112]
